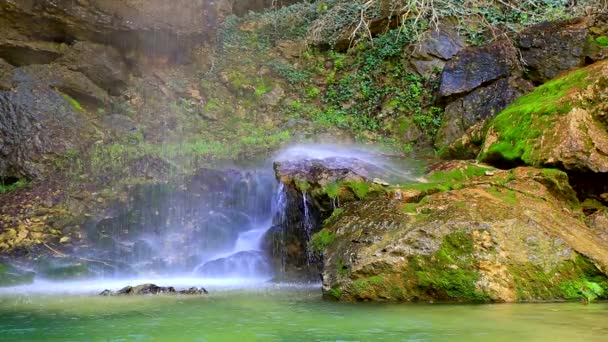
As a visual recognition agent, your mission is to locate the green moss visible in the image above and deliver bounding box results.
[428,165,492,183]
[399,165,493,198]
[324,182,341,199]
[328,286,342,299]
[61,93,84,112]
[336,259,349,277]
[487,186,518,204]
[402,202,422,214]
[323,208,344,226]
[310,228,336,253]
[345,181,370,199]
[508,254,608,301]
[410,232,490,302]
[596,36,608,47]
[295,179,311,192]
[352,276,385,295]
[254,81,273,98]
[482,69,591,165]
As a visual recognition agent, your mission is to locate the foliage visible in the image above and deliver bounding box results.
[596,36,608,47]
[310,228,337,253]
[61,93,83,112]
[307,0,587,48]
[345,181,371,199]
[313,29,441,138]
[411,232,491,302]
[0,179,28,194]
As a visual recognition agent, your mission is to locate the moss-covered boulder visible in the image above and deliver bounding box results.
[318,165,608,302]
[480,60,608,173]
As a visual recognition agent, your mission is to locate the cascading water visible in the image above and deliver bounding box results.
[193,183,288,278]
[72,167,284,282]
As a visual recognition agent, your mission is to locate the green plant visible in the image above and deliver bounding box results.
[61,93,83,112]
[0,179,28,194]
[310,228,336,253]
[595,36,608,47]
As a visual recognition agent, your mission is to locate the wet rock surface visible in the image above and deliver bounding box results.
[100,284,208,296]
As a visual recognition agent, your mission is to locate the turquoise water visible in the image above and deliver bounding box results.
[1,284,607,341]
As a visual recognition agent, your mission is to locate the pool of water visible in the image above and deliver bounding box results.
[1,284,607,341]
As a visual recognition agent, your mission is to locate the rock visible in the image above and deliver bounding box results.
[0,65,98,179]
[372,178,389,186]
[409,23,465,77]
[262,84,285,107]
[480,60,608,173]
[0,39,65,66]
[319,166,608,302]
[517,17,590,83]
[276,40,307,60]
[100,284,208,296]
[586,210,608,241]
[437,121,486,159]
[435,76,533,150]
[56,41,128,95]
[0,0,233,62]
[103,114,138,136]
[439,39,521,98]
[179,287,209,295]
[265,154,393,281]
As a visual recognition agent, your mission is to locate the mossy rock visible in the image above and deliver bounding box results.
[320,165,608,302]
[480,60,608,172]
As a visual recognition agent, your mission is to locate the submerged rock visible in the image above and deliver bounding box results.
[317,164,608,303]
[100,284,208,296]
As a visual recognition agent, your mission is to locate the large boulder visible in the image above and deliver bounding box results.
[435,76,533,150]
[409,23,465,77]
[517,17,592,83]
[480,60,608,173]
[438,39,521,98]
[318,165,608,302]
[435,39,533,150]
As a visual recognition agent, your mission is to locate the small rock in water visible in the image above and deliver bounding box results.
[99,284,208,296]
[179,287,209,295]
[372,178,390,186]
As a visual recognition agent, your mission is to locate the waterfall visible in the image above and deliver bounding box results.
[302,191,314,264]
[193,178,288,279]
